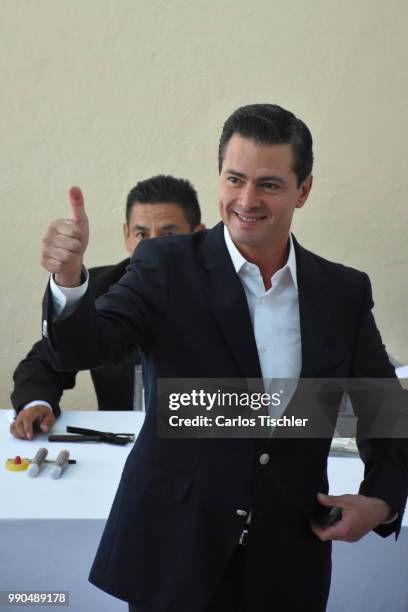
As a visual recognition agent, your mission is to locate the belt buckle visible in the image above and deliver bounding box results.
[239,528,249,546]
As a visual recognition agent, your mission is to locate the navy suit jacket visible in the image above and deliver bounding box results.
[42,223,408,612]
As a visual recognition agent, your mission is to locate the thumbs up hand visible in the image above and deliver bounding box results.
[41,187,89,287]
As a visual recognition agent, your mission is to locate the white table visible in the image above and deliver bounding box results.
[1,410,142,612]
[1,410,407,611]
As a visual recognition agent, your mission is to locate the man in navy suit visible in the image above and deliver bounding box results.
[40,104,408,611]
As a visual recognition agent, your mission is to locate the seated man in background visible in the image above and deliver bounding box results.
[10,174,204,440]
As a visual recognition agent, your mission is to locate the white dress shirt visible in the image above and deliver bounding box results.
[223,226,301,383]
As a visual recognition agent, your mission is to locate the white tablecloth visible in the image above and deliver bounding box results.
[1,410,144,611]
[1,410,407,611]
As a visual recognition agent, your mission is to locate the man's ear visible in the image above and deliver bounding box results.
[123,222,130,248]
[193,223,206,232]
[295,175,313,209]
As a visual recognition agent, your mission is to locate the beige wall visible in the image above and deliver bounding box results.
[1,0,407,410]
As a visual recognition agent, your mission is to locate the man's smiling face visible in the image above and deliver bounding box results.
[219,134,312,259]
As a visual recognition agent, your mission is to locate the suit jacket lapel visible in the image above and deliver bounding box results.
[198,223,262,379]
[293,237,338,377]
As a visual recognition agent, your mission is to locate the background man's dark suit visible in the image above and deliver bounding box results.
[43,223,408,612]
[12,258,139,416]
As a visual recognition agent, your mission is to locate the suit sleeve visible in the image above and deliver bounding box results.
[351,273,408,538]
[10,340,76,418]
[42,238,168,372]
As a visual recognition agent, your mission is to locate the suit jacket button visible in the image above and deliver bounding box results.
[236,509,248,517]
[259,453,270,465]
[42,320,48,338]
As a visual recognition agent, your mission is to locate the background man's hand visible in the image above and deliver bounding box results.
[41,186,89,287]
[10,405,56,440]
[311,492,392,542]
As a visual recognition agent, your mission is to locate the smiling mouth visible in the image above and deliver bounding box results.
[233,211,268,223]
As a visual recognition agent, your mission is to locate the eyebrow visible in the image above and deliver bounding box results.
[158,223,178,231]
[131,223,179,233]
[132,224,149,232]
[224,169,286,183]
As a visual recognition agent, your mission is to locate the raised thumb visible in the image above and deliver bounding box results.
[69,186,86,224]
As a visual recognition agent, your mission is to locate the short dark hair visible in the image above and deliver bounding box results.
[126,175,201,230]
[218,104,313,186]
